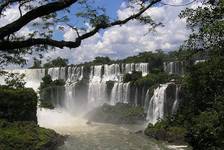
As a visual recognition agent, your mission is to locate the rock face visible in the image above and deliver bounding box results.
[0,86,37,122]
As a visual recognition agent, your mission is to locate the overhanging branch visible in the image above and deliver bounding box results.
[0,0,78,39]
[0,0,160,50]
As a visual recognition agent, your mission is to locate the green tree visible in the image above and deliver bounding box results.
[4,73,26,89]
[180,0,224,54]
[30,58,42,69]
[43,57,68,68]
[92,57,112,65]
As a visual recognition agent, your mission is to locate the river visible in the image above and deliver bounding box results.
[37,108,189,150]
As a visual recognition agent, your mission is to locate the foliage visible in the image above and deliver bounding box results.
[186,111,224,150]
[0,86,37,122]
[39,75,65,90]
[142,2,224,149]
[144,120,187,144]
[134,70,171,87]
[180,0,224,53]
[4,73,26,89]
[0,119,65,150]
[29,58,42,69]
[123,71,142,83]
[92,56,112,65]
[177,57,224,149]
[39,100,55,109]
[39,75,65,109]
[121,51,167,70]
[43,57,68,68]
[86,103,145,124]
[181,57,224,114]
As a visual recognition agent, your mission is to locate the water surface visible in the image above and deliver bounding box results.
[37,108,188,150]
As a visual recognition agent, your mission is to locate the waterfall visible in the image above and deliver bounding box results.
[103,64,121,82]
[110,82,131,105]
[135,63,149,76]
[144,89,150,113]
[64,86,76,112]
[172,85,179,114]
[164,61,183,75]
[0,62,184,124]
[134,88,138,106]
[124,63,135,74]
[123,82,131,103]
[1,63,151,111]
[66,66,83,85]
[146,84,169,124]
[48,67,60,80]
[146,83,180,124]
[88,65,107,107]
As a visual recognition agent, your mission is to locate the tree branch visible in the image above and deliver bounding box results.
[0,0,78,39]
[0,0,160,50]
[0,38,82,50]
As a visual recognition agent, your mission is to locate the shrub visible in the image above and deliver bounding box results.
[0,119,65,150]
[144,120,187,144]
[123,71,142,83]
[186,111,224,150]
[0,86,37,122]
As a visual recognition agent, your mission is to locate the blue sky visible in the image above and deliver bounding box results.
[54,0,124,40]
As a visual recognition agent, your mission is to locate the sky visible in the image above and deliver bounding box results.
[0,0,201,67]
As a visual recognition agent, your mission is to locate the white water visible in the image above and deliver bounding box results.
[37,108,187,150]
[147,84,169,124]
[110,82,131,105]
[164,62,184,75]
[146,83,180,124]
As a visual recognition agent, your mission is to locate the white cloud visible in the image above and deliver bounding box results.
[45,0,197,64]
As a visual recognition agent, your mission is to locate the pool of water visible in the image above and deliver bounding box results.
[37,108,189,150]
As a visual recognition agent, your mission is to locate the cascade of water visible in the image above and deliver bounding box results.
[103,64,121,82]
[135,63,149,76]
[110,82,119,105]
[0,62,152,111]
[144,89,150,113]
[24,68,46,91]
[123,82,131,103]
[146,83,169,124]
[88,65,107,107]
[172,85,179,114]
[125,63,135,74]
[64,86,76,112]
[134,88,138,106]
[110,82,131,105]
[164,62,183,75]
[48,67,60,80]
[66,66,83,85]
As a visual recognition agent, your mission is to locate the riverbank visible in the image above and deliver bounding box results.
[0,119,65,150]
